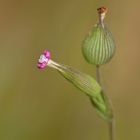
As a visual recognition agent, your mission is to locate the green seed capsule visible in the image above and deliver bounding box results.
[82,7,115,65]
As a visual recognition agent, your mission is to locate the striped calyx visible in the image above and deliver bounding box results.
[37,53,113,120]
[51,62,113,121]
[82,7,115,65]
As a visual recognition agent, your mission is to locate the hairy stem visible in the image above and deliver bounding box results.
[96,65,115,140]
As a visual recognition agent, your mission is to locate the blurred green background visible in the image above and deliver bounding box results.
[0,0,140,140]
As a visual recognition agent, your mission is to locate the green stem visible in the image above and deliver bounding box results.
[96,65,115,140]
[109,118,115,140]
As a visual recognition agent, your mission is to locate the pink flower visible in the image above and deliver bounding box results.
[37,50,51,69]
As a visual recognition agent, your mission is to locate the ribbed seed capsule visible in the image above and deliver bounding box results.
[82,7,115,65]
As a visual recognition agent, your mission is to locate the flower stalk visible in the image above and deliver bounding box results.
[96,66,115,140]
[82,6,116,140]
[37,6,116,140]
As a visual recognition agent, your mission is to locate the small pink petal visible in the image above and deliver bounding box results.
[37,63,45,69]
[43,50,51,58]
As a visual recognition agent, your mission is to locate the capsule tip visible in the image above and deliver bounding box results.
[97,7,108,15]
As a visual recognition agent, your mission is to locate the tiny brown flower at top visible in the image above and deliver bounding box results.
[97,7,108,15]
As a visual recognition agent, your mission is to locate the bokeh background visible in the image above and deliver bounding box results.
[0,0,140,140]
